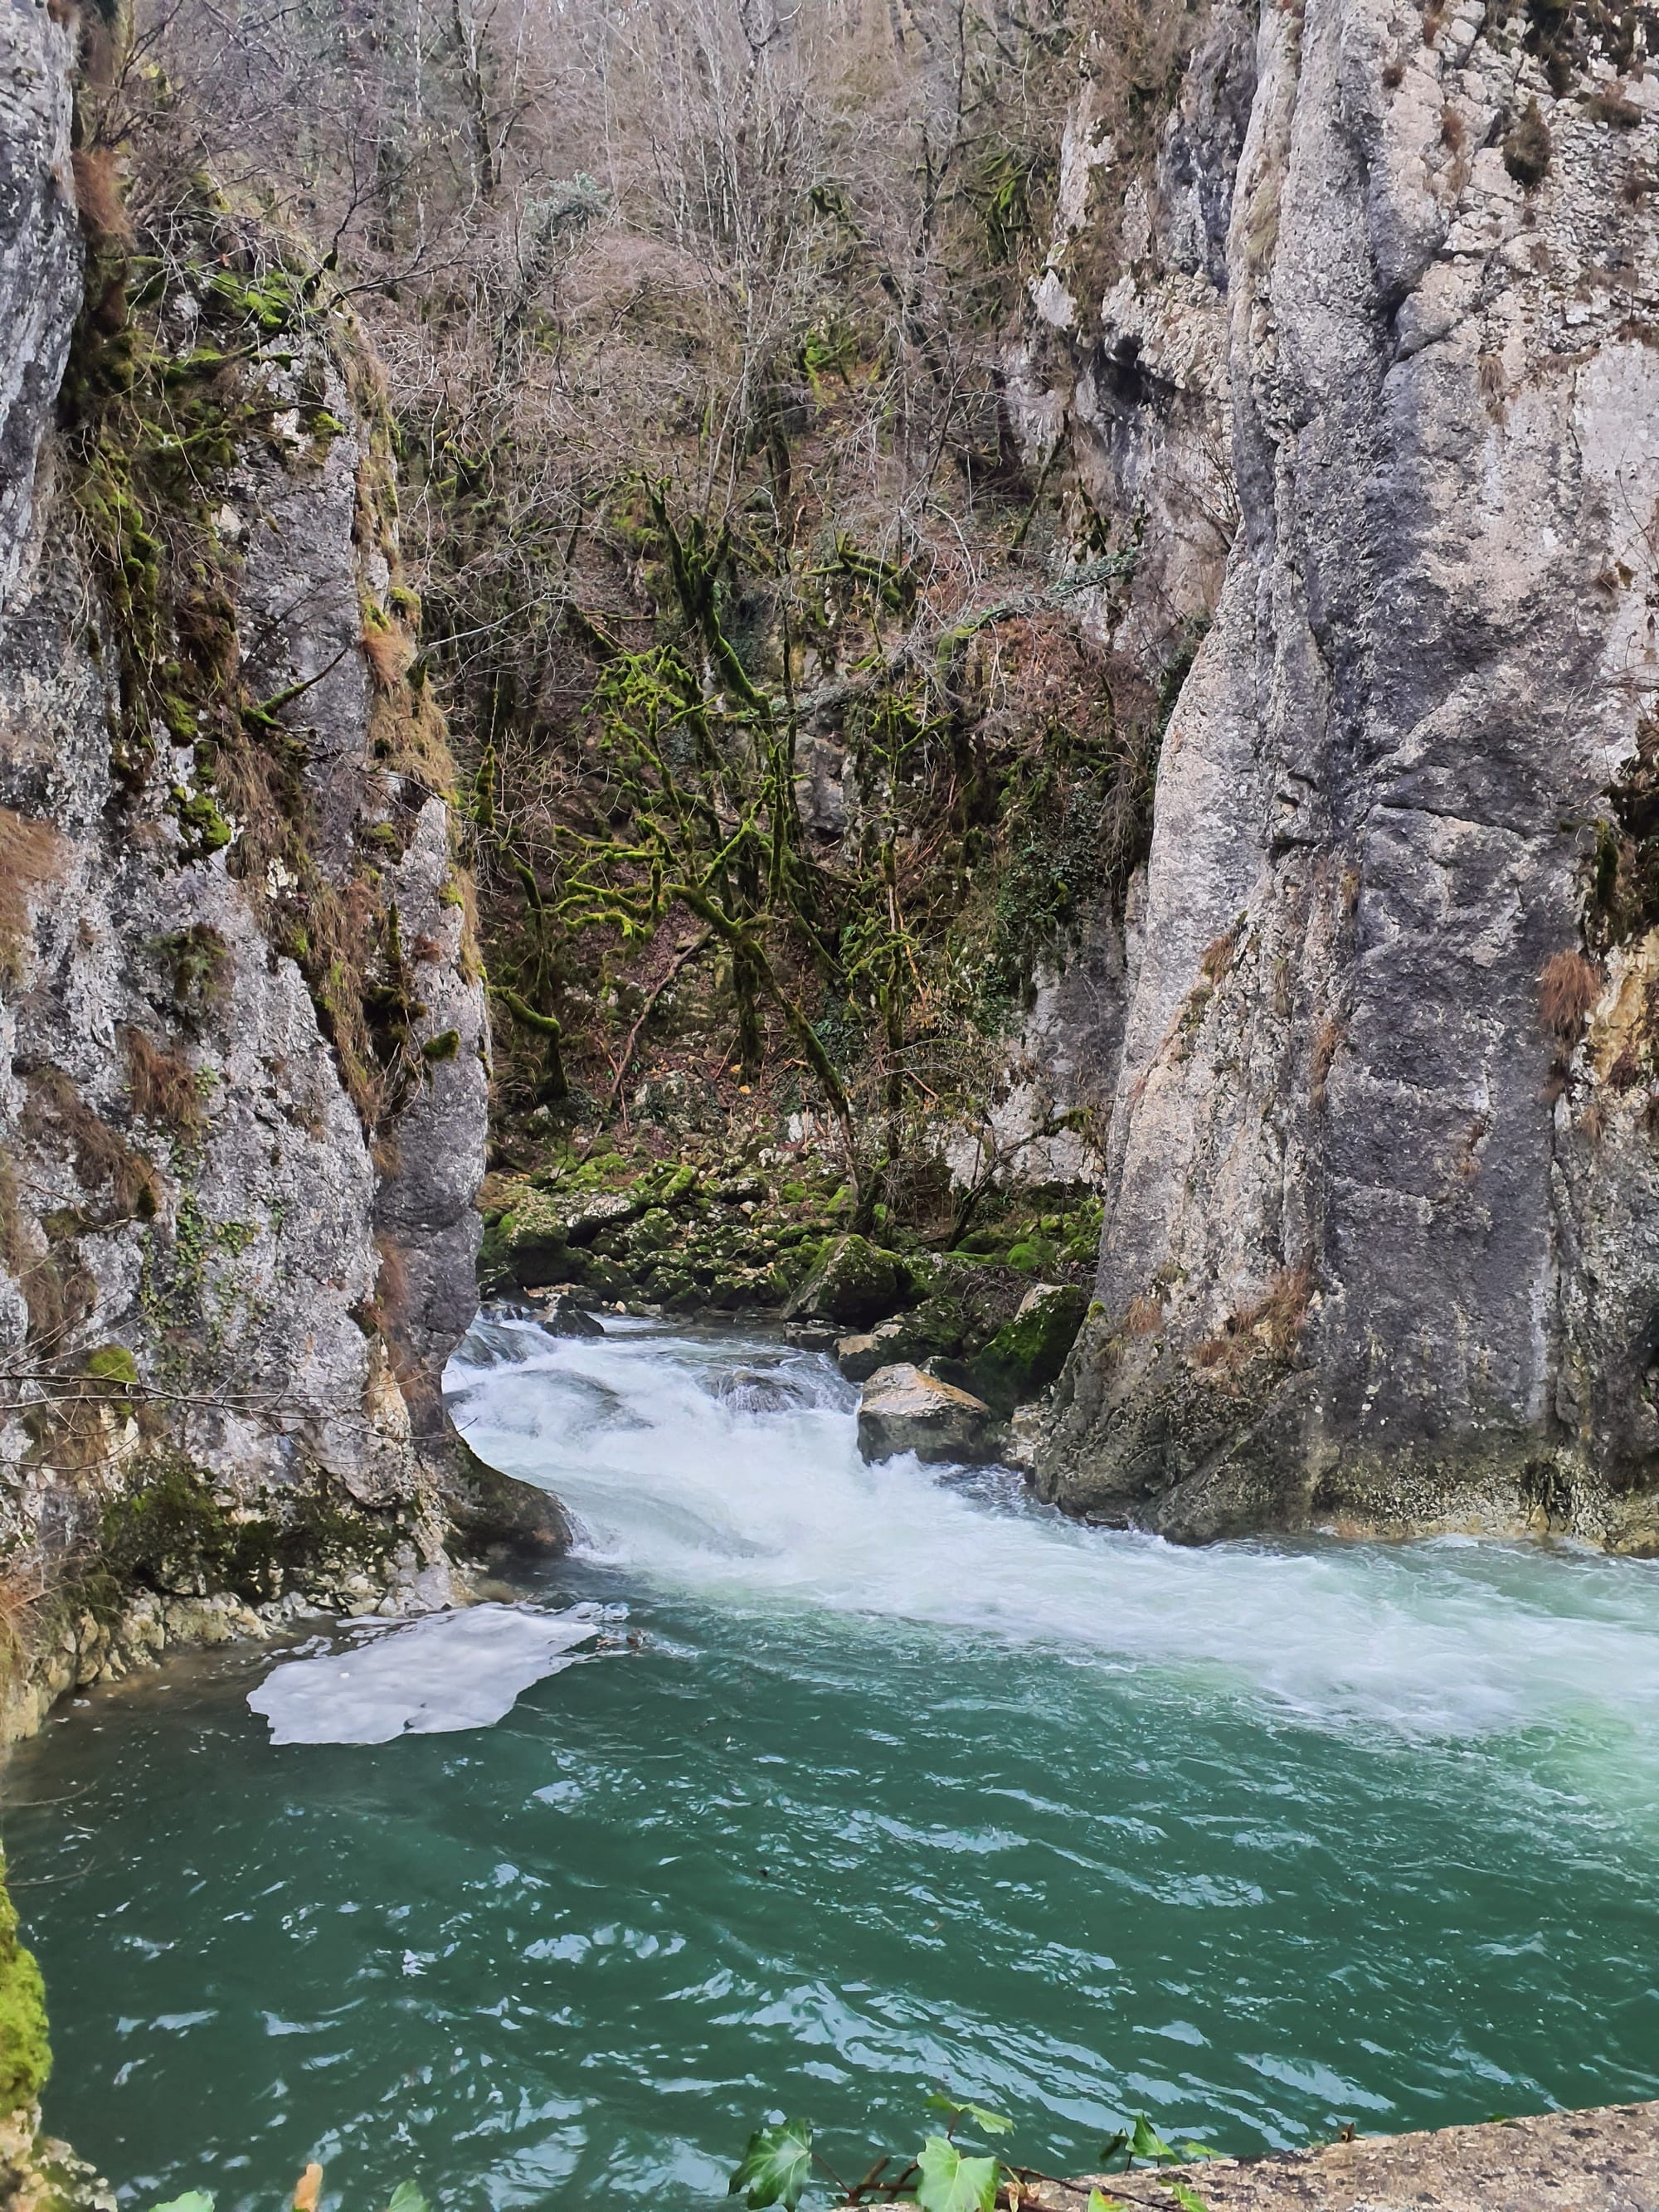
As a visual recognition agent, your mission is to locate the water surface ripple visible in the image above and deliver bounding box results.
[7,1317,1659,2208]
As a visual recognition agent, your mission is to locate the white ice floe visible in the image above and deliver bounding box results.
[247,1603,606,1745]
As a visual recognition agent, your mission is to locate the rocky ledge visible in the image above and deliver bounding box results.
[1036,2101,1659,2212]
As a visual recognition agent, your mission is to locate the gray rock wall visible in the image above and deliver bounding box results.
[0,0,560,1697]
[1031,0,1659,1545]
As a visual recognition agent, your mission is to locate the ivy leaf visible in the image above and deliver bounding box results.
[915,2136,1000,2212]
[387,2186,429,2212]
[1159,2182,1210,2212]
[1177,2143,1219,2162]
[148,2195,214,2212]
[729,2118,814,2210]
[1098,2131,1130,2170]
[1129,2115,1176,2164]
[924,2095,1015,2138]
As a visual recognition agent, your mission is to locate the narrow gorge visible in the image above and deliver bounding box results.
[1,0,1657,2201]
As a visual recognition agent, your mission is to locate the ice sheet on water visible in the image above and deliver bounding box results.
[247,1603,615,1745]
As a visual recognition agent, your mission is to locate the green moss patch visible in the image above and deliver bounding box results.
[0,1857,50,2117]
[100,1456,395,1605]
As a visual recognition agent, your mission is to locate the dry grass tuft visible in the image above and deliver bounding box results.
[1539,950,1602,1044]
[0,809,66,989]
[124,1027,207,1135]
[21,1070,158,1218]
[361,622,416,694]
[1124,1293,1164,1338]
[1311,1015,1345,1106]
[71,146,133,246]
[1199,926,1239,984]
[1193,1262,1314,1372]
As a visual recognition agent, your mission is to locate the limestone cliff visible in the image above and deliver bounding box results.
[0,0,564,1729]
[1029,0,1659,1544]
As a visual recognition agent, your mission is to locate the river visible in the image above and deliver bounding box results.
[6,1315,1659,2207]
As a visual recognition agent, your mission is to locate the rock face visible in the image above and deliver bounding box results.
[857,1364,996,1466]
[0,2,562,1719]
[1029,0,1659,1546]
[1034,2098,1659,2212]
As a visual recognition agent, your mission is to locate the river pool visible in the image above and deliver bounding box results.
[7,1316,1658,2207]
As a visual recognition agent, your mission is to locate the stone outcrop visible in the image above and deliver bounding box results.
[1036,2098,1659,2211]
[0,0,564,1731]
[1026,0,1659,1546]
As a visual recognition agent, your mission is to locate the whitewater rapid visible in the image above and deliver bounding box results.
[436,1310,1659,1748]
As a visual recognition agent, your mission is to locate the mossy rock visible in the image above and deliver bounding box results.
[0,1857,49,2116]
[783,1232,906,1326]
[968,1282,1089,1413]
[100,1455,396,1604]
[837,1296,967,1382]
[80,1342,138,1388]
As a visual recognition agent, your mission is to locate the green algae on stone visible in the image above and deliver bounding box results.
[0,1855,50,2116]
[100,1456,397,1606]
[969,1282,1088,1413]
[784,1232,906,1326]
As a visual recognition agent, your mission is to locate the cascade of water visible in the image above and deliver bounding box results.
[445,1314,1659,1753]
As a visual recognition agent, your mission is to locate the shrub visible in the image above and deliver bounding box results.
[1503,99,1551,188]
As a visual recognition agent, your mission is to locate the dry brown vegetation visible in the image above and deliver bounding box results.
[0,809,66,989]
[1192,1262,1315,1373]
[123,1027,207,1135]
[20,1071,157,1219]
[1539,949,1603,1043]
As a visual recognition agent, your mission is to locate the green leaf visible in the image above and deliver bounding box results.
[729,2118,814,2210]
[1158,2182,1210,2212]
[1177,2143,1219,2162]
[1097,2131,1130,2170]
[1087,2192,1129,2212]
[1129,2115,1176,2164]
[148,2196,214,2212]
[915,2136,1000,2212]
[924,2095,1015,2138]
[387,2186,429,2212]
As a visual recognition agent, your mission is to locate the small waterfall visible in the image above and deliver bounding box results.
[445,1311,1659,1749]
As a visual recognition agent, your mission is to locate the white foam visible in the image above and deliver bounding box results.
[247,1603,602,1744]
[445,1316,1659,1748]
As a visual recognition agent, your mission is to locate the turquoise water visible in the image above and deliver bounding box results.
[7,1317,1659,2209]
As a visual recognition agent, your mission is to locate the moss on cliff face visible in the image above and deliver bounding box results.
[0,1859,50,2118]
[99,1456,397,1607]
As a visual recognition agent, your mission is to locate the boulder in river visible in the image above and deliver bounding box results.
[786,1233,906,1327]
[856,1363,995,1466]
[533,1291,606,1339]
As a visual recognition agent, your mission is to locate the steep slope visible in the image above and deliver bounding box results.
[1030,0,1659,1544]
[0,0,565,1733]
